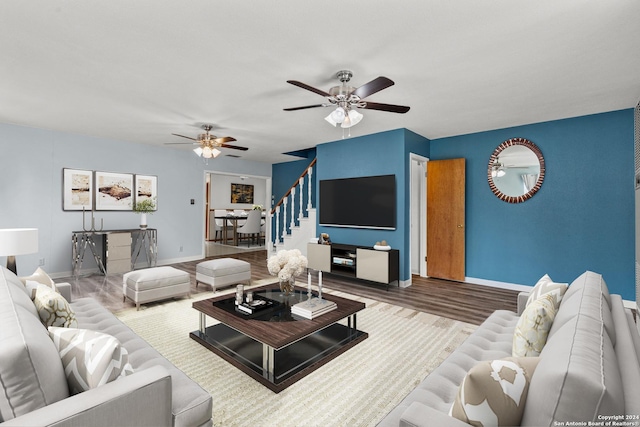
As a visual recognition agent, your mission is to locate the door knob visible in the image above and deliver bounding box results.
[457,224,464,228]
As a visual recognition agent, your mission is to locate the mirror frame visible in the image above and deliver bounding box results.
[487,137,545,203]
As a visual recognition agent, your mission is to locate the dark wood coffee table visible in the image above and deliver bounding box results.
[190,284,368,393]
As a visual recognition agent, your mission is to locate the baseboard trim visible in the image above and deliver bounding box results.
[464,277,532,293]
[50,255,206,279]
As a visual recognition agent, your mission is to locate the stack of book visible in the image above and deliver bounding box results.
[291,298,337,319]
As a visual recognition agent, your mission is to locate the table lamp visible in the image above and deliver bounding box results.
[0,228,39,275]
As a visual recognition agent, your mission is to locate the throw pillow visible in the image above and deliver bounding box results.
[526,274,567,308]
[20,267,56,290]
[24,279,42,300]
[513,293,557,357]
[33,284,78,328]
[450,356,540,427]
[48,327,134,395]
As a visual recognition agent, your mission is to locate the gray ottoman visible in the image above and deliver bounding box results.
[196,258,251,291]
[123,266,191,310]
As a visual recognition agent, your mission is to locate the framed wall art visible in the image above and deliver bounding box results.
[95,171,134,210]
[231,183,254,204]
[135,175,157,209]
[63,168,93,211]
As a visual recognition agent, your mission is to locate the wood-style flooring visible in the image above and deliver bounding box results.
[58,250,519,326]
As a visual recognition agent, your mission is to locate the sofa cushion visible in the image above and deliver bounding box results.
[33,283,78,327]
[525,274,567,308]
[0,267,69,422]
[48,327,134,395]
[450,356,540,427]
[521,311,624,424]
[512,293,557,357]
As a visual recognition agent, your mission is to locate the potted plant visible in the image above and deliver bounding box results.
[132,198,156,229]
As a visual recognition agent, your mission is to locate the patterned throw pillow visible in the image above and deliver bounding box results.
[33,284,78,327]
[513,293,557,357]
[48,327,134,395]
[526,274,567,308]
[450,357,540,427]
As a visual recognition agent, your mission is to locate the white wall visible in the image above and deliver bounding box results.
[0,122,271,277]
[208,174,267,210]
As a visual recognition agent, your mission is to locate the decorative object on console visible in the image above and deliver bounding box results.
[132,197,157,229]
[267,249,308,296]
[373,240,391,250]
[0,228,38,274]
[82,207,104,232]
[487,137,545,204]
[62,168,93,211]
[319,233,331,244]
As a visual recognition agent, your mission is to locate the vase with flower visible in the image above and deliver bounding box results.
[132,198,156,229]
[267,249,308,296]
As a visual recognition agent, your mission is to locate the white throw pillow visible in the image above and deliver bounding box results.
[48,327,134,395]
[513,293,557,357]
[450,356,540,427]
[33,284,78,328]
[20,267,56,290]
[526,274,567,308]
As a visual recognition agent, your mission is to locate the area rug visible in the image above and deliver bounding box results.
[115,284,476,427]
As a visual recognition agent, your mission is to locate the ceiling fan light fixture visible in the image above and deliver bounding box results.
[341,109,363,129]
[211,147,221,158]
[330,107,346,123]
[193,147,203,156]
[202,146,213,158]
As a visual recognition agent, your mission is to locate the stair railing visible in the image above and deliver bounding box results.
[270,158,316,247]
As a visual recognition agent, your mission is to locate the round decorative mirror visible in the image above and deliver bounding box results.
[487,137,545,203]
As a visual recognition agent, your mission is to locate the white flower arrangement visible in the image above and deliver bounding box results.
[267,249,308,282]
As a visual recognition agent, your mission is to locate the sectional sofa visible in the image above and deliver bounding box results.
[0,266,212,427]
[377,271,640,426]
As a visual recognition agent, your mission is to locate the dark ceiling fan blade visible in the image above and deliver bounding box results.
[283,104,327,111]
[171,133,198,141]
[213,136,237,144]
[352,76,394,99]
[220,143,248,151]
[361,101,410,114]
[286,80,332,97]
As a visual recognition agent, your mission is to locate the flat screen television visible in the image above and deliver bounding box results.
[319,174,396,230]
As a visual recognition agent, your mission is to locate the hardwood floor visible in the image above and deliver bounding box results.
[59,250,520,325]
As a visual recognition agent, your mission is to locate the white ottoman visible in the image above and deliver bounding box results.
[123,266,191,310]
[196,258,251,291]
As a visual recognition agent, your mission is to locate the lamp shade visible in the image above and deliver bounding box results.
[0,228,38,256]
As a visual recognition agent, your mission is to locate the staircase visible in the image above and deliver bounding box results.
[269,158,316,258]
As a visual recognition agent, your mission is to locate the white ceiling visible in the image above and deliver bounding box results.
[2,1,639,164]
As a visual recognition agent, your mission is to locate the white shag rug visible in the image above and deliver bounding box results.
[115,282,476,427]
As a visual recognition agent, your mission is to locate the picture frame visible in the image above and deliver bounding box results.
[95,171,134,210]
[62,168,93,211]
[135,175,158,209]
[231,183,254,204]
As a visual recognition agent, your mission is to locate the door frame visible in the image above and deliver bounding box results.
[202,170,271,254]
[410,153,429,278]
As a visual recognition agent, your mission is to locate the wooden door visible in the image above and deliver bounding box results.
[426,158,465,281]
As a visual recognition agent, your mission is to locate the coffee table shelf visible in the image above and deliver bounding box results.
[190,285,368,393]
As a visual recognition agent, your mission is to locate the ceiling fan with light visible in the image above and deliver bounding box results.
[284,70,410,135]
[167,124,247,159]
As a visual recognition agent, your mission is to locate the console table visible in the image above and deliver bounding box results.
[71,229,157,275]
[307,242,399,289]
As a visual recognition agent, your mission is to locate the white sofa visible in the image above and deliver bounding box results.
[377,271,640,426]
[0,266,212,427]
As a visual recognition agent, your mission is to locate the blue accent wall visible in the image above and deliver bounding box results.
[430,109,634,300]
[316,129,430,282]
